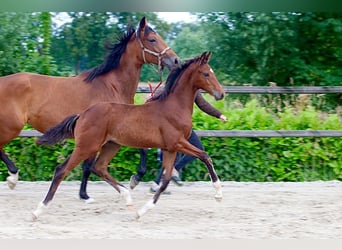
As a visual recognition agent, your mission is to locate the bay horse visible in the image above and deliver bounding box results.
[32,51,225,220]
[0,17,180,202]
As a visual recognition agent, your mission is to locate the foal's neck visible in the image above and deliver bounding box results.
[166,73,198,115]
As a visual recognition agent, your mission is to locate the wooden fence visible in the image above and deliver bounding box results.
[19,86,342,138]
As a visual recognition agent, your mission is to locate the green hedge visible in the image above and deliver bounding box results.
[0,94,341,182]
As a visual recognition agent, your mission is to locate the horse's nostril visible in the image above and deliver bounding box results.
[175,58,180,64]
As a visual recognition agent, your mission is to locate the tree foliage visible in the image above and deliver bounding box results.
[1,12,341,87]
[196,12,342,87]
[0,12,341,182]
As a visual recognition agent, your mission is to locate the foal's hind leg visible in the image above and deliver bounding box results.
[32,148,96,220]
[90,141,133,208]
[136,151,176,218]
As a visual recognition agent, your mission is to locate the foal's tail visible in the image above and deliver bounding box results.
[36,114,80,146]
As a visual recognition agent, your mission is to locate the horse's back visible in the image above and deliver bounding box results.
[0,72,33,95]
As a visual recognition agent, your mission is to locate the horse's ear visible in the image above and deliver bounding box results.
[139,17,147,30]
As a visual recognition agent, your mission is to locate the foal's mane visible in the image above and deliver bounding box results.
[148,55,201,102]
[84,26,136,82]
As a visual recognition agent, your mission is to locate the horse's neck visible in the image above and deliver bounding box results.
[103,56,142,103]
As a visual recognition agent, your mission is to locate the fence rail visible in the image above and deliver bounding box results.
[19,86,342,139]
[137,86,342,94]
[19,129,342,138]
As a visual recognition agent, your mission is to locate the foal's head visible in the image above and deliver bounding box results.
[149,52,225,102]
[188,51,225,100]
[136,17,180,70]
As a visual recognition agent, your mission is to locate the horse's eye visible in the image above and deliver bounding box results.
[149,38,156,43]
[203,72,209,77]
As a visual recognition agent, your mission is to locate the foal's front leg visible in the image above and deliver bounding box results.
[199,152,223,201]
[177,140,223,202]
[90,142,133,208]
[136,150,176,219]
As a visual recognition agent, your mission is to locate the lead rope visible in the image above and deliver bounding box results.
[148,80,163,98]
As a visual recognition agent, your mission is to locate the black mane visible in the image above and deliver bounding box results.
[148,55,202,102]
[84,26,136,82]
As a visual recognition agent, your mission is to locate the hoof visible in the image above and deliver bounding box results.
[6,172,19,190]
[214,190,223,202]
[136,199,155,219]
[7,179,16,190]
[135,212,141,220]
[32,212,39,222]
[213,180,223,202]
[82,197,96,204]
[119,186,133,207]
[129,175,140,190]
[32,201,47,221]
[214,196,223,202]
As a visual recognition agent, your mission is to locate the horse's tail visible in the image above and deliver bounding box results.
[36,114,80,146]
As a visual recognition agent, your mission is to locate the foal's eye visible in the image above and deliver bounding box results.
[149,38,156,43]
[203,72,210,77]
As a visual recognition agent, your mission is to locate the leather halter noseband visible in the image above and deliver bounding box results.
[136,31,171,76]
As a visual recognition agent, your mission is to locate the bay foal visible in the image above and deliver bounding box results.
[33,52,224,220]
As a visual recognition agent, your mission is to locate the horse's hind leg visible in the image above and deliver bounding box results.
[79,156,96,203]
[0,150,19,189]
[90,141,133,208]
[136,151,176,219]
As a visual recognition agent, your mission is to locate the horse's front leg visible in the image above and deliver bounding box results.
[129,148,149,189]
[136,150,176,219]
[0,150,19,190]
[79,156,96,203]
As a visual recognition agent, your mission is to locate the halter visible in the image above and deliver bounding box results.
[136,31,171,81]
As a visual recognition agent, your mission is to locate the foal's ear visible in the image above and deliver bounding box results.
[206,51,212,62]
[139,17,147,30]
[200,51,212,65]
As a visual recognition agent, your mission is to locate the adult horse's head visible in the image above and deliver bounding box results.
[191,51,225,100]
[136,17,180,71]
